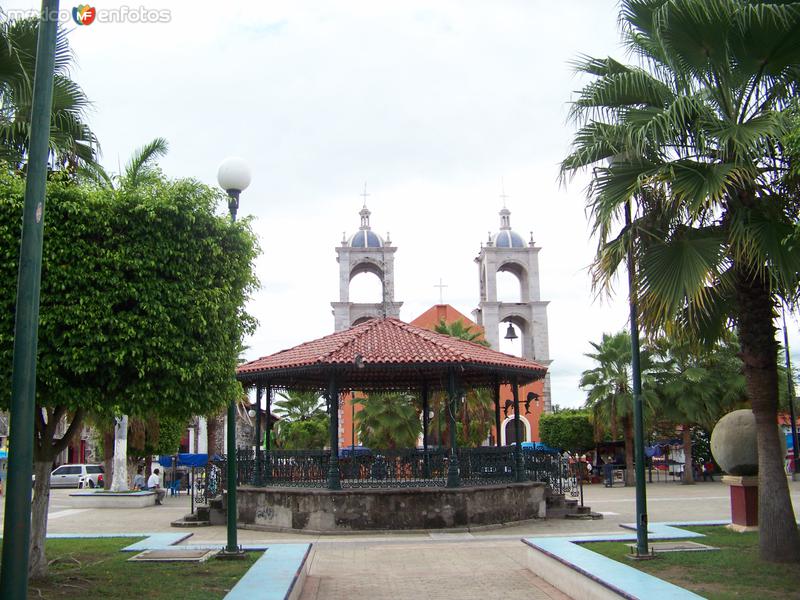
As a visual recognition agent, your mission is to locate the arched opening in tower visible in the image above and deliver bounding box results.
[349,271,384,304]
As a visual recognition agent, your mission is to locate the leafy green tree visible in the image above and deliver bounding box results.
[0,17,97,169]
[356,392,421,450]
[0,170,258,577]
[539,410,594,453]
[562,0,800,561]
[276,419,329,450]
[580,332,659,485]
[273,390,329,450]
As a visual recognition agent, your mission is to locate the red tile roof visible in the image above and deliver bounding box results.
[237,317,546,391]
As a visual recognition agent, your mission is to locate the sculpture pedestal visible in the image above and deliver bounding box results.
[722,475,758,532]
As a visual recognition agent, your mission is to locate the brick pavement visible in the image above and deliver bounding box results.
[299,540,570,600]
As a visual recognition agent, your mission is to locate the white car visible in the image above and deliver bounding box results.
[48,464,105,488]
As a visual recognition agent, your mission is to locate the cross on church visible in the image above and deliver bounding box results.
[361,182,370,207]
[434,278,448,304]
[500,177,509,207]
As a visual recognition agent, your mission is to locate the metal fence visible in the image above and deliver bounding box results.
[197,446,578,504]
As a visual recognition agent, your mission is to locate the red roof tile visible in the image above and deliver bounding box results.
[237,318,546,391]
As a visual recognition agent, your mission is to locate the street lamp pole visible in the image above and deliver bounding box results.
[625,201,649,558]
[0,2,60,596]
[217,157,251,558]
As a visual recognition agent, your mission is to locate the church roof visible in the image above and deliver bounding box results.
[410,304,482,333]
[237,317,546,391]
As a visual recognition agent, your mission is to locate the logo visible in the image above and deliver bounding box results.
[72,5,96,26]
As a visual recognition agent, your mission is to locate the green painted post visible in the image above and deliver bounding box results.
[421,382,430,479]
[265,384,272,482]
[494,377,501,447]
[625,201,649,557]
[446,369,460,488]
[0,2,60,596]
[327,376,341,490]
[512,378,524,482]
[254,384,262,486]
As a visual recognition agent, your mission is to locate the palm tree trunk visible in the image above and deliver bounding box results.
[736,265,800,562]
[623,415,635,486]
[681,425,694,485]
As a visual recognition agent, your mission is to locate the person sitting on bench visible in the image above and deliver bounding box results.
[147,468,166,505]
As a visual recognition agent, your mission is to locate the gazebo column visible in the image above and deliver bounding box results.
[494,377,501,448]
[264,382,272,483]
[513,377,525,482]
[446,369,461,488]
[421,382,430,478]
[254,384,263,486]
[327,376,341,490]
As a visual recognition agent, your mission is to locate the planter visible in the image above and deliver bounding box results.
[69,490,157,508]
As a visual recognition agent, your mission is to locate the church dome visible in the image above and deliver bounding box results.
[348,205,385,248]
[492,207,526,248]
[350,229,384,248]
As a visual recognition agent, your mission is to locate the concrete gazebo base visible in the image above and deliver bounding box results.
[237,482,547,534]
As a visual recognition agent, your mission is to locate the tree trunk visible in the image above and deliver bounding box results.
[29,460,53,578]
[29,405,85,580]
[681,425,695,485]
[623,415,635,486]
[735,263,800,562]
[110,415,129,491]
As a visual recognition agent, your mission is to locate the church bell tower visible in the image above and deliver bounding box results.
[473,207,552,412]
[332,202,402,331]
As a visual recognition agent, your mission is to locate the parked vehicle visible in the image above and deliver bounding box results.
[44,464,104,489]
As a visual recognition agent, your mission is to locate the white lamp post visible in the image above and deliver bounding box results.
[217,156,251,558]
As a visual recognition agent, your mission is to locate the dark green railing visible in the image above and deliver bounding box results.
[199,446,578,502]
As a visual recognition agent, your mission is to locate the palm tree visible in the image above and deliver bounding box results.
[79,137,168,190]
[0,17,98,169]
[356,392,421,450]
[562,0,800,562]
[580,332,658,486]
[434,319,489,346]
[273,390,326,422]
[433,318,493,446]
[650,336,748,484]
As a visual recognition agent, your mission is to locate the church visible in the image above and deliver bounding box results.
[332,201,552,448]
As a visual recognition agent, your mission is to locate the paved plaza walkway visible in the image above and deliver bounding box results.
[3,479,799,598]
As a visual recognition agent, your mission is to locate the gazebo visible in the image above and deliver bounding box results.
[227,318,562,532]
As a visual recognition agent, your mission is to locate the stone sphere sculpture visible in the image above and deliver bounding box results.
[711,409,785,476]
[711,409,759,476]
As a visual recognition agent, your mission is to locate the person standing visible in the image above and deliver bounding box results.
[147,468,165,505]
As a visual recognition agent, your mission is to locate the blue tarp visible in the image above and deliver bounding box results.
[158,453,209,468]
[521,441,559,454]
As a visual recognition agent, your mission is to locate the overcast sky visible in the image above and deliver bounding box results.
[5,0,800,407]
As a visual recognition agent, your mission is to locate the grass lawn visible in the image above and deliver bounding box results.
[0,538,259,599]
[582,526,800,600]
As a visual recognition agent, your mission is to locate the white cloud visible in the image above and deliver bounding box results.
[5,0,798,408]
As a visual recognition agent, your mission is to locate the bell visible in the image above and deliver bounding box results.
[504,323,518,341]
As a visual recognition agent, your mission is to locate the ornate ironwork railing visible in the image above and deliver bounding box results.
[197,446,578,502]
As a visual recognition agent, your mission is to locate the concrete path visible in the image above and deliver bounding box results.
[4,480,800,599]
[299,540,570,600]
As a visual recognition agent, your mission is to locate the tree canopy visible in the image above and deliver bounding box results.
[0,168,259,576]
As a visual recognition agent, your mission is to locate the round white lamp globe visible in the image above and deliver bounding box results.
[217,157,252,193]
[248,409,256,419]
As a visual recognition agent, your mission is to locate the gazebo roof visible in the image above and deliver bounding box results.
[236,317,547,391]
